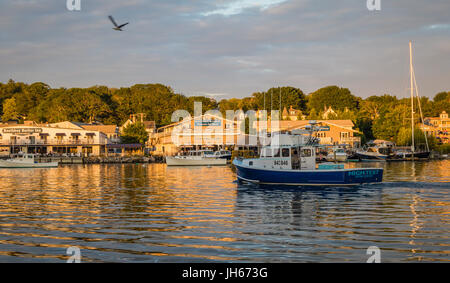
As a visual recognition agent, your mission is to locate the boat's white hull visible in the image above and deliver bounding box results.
[166,156,227,166]
[0,160,59,168]
[326,154,348,162]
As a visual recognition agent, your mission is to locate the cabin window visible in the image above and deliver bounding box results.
[282,148,290,157]
[301,149,312,157]
[249,161,253,166]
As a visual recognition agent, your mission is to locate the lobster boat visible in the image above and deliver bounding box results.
[233,124,383,186]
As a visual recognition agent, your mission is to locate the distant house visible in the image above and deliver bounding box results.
[420,111,449,144]
[322,106,337,119]
[282,106,306,121]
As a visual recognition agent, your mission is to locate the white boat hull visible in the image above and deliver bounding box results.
[166,156,227,166]
[326,154,347,162]
[0,160,59,168]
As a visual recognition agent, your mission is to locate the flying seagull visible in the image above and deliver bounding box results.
[108,15,129,31]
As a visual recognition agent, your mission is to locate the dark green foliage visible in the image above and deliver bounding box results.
[308,86,359,112]
[0,80,448,146]
[251,86,307,113]
[121,122,149,144]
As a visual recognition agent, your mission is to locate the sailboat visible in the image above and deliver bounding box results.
[394,42,431,160]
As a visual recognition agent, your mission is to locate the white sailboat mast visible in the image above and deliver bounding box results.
[409,41,415,153]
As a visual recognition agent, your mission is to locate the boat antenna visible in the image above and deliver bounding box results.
[263,90,266,113]
[270,88,273,115]
[279,87,282,120]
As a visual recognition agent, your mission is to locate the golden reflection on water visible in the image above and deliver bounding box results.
[0,164,240,262]
[0,161,448,262]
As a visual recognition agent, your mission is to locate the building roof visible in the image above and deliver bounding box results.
[81,125,118,134]
[282,106,302,117]
[280,120,354,129]
[255,119,358,133]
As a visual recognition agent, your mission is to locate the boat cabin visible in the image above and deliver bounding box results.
[177,150,215,158]
[240,133,317,170]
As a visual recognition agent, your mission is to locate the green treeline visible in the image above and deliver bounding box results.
[1,80,449,146]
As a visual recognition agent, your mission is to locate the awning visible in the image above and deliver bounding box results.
[85,133,96,136]
[56,133,66,136]
[71,133,81,136]
[39,133,49,136]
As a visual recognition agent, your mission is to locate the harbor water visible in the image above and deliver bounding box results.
[0,160,448,262]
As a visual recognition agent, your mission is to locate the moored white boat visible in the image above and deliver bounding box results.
[166,150,227,166]
[0,154,59,168]
[326,148,348,162]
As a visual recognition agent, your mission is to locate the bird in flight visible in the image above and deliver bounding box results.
[108,15,129,31]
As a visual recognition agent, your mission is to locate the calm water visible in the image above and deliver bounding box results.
[0,160,448,262]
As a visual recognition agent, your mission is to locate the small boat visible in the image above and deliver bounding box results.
[355,146,391,161]
[0,154,59,168]
[213,150,232,160]
[233,126,383,186]
[166,150,227,166]
[326,148,348,162]
[392,149,431,160]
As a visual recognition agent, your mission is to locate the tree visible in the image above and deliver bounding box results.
[1,97,19,122]
[372,104,409,141]
[434,91,449,102]
[252,86,307,114]
[121,122,149,144]
[308,86,359,113]
[307,108,321,120]
[396,127,437,150]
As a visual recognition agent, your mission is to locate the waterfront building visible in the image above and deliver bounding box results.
[151,113,243,156]
[420,111,449,144]
[0,122,108,156]
[255,119,361,147]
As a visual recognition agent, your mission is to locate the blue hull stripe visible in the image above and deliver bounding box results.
[234,164,383,185]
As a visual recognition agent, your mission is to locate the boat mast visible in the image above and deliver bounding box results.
[411,65,430,153]
[409,41,415,157]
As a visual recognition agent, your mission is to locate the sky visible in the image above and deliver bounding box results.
[0,0,449,100]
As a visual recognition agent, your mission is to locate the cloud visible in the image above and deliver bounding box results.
[202,0,288,16]
[0,0,449,99]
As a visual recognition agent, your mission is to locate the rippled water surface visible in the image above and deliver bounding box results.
[0,160,448,262]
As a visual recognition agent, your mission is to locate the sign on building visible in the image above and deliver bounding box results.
[2,128,43,134]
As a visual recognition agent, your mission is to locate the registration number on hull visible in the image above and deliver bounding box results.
[274,160,289,166]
